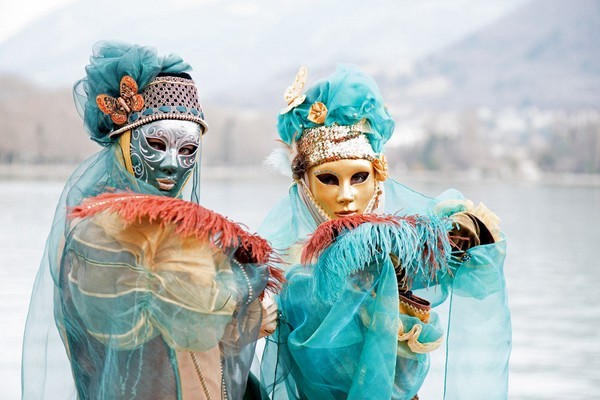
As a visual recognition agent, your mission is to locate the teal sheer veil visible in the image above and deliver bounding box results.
[259,180,511,399]
[258,65,511,399]
[21,42,268,400]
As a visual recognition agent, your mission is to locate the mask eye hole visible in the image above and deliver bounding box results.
[179,145,198,156]
[147,138,166,152]
[351,172,370,184]
[316,173,339,186]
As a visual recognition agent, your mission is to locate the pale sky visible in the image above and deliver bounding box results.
[0,0,75,42]
[0,0,531,45]
[0,0,219,43]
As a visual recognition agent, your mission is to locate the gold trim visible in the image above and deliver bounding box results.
[67,271,235,315]
[109,113,209,138]
[297,179,331,221]
[118,130,134,175]
[399,299,429,315]
[397,320,443,354]
[146,79,198,88]
[72,232,137,261]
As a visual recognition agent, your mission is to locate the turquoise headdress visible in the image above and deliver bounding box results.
[277,65,394,154]
[73,41,208,146]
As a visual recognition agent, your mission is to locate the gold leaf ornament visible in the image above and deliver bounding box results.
[373,154,389,181]
[307,102,328,124]
[280,66,308,115]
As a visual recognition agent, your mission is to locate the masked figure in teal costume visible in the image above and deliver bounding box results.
[259,66,511,400]
[21,41,282,400]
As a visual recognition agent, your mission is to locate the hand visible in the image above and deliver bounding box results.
[448,212,495,255]
[234,245,257,264]
[258,293,278,338]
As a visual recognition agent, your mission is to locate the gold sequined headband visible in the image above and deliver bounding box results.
[296,123,376,168]
[293,122,388,181]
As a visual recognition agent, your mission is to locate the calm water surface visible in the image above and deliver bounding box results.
[1,177,599,399]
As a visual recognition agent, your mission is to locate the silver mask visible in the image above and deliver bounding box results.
[130,120,201,196]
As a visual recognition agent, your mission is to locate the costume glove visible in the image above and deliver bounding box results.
[448,212,495,256]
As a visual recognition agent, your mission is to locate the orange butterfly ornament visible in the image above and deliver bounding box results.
[96,76,145,125]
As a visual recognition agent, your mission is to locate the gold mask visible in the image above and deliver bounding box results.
[307,159,376,220]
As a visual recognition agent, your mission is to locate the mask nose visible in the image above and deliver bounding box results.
[337,181,354,204]
[160,149,178,174]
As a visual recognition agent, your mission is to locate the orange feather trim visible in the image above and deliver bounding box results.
[69,192,285,294]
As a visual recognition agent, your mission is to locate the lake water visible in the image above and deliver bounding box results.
[2,176,599,399]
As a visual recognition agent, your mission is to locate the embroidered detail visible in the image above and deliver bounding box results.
[297,179,331,222]
[109,75,208,138]
[232,259,254,305]
[96,76,144,125]
[399,293,431,323]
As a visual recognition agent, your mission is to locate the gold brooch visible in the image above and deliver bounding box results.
[96,75,145,125]
[280,66,308,115]
[307,101,328,124]
[373,154,389,181]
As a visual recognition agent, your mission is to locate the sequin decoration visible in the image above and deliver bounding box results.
[297,124,377,168]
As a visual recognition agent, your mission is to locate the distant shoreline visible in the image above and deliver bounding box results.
[1,163,600,187]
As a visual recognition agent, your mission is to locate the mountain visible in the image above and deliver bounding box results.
[0,0,529,108]
[1,0,598,174]
[383,0,600,110]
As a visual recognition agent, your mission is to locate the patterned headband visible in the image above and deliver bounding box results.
[97,75,208,138]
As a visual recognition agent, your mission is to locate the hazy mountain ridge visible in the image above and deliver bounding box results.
[0,1,596,110]
[1,0,599,176]
[381,0,600,110]
[0,0,532,107]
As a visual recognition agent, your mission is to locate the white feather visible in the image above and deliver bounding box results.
[264,146,294,177]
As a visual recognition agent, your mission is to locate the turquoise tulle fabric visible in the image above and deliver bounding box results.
[22,142,270,399]
[259,179,511,399]
[73,41,191,145]
[277,65,395,153]
[21,142,271,399]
